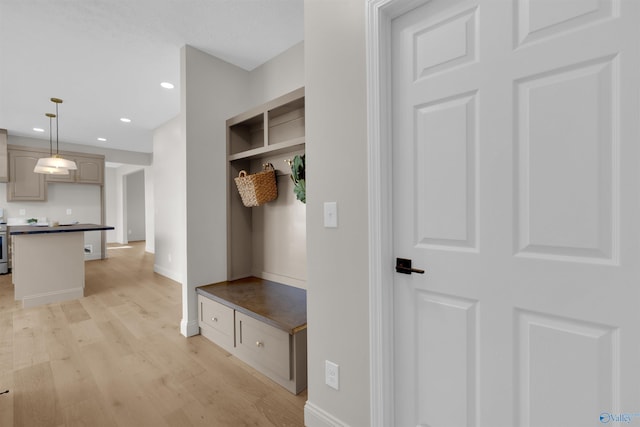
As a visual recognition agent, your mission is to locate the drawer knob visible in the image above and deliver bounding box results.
[212,317,218,322]
[256,341,264,347]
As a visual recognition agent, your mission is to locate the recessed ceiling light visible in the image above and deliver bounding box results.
[160,82,174,89]
[120,118,131,123]
[97,137,107,142]
[33,127,44,132]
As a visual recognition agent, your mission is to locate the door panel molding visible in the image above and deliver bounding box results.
[514,0,618,48]
[513,55,620,265]
[514,309,620,426]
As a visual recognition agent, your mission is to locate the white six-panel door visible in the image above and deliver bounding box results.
[391,0,640,426]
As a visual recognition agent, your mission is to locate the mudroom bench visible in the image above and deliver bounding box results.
[196,277,307,394]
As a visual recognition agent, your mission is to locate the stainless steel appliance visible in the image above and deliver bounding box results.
[0,225,7,274]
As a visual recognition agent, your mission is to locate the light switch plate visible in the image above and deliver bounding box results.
[323,202,338,228]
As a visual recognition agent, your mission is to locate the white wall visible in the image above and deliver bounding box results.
[304,2,370,426]
[249,41,305,105]
[106,163,154,250]
[181,45,251,336]
[104,167,117,243]
[125,169,146,241]
[153,116,185,284]
[143,163,155,254]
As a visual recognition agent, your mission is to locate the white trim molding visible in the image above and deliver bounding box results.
[180,318,199,337]
[366,1,395,426]
[153,264,183,284]
[366,0,430,426]
[304,401,352,427]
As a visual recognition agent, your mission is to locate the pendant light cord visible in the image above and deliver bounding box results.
[55,101,59,155]
[45,112,55,157]
[49,115,53,156]
[50,97,63,155]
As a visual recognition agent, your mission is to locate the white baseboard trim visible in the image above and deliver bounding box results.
[304,401,351,427]
[153,264,182,283]
[180,319,199,337]
[21,287,84,308]
[259,271,306,289]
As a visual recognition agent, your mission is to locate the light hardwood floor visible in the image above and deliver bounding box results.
[0,242,306,427]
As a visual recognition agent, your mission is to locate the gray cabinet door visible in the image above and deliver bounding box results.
[76,156,103,184]
[0,130,8,183]
[8,150,45,201]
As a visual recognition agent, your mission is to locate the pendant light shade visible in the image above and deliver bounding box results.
[33,163,70,175]
[35,156,77,171]
[34,112,69,175]
[33,98,78,174]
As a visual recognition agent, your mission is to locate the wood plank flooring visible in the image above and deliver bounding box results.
[0,242,306,427]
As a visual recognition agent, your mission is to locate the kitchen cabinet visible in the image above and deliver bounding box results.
[8,147,46,201]
[45,154,104,185]
[6,145,105,202]
[0,129,8,183]
[76,156,103,184]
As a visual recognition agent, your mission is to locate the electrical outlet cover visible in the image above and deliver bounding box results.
[325,360,339,390]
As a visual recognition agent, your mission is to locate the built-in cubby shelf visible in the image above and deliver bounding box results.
[227,137,305,162]
[226,87,306,285]
[227,87,305,161]
[198,87,307,394]
[228,113,264,155]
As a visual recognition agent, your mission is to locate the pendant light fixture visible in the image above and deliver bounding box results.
[33,97,78,174]
[34,112,68,175]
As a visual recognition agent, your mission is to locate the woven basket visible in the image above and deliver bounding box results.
[234,163,278,207]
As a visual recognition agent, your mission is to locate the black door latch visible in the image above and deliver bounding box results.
[395,258,425,275]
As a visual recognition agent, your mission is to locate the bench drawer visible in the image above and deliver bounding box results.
[235,311,290,380]
[198,295,234,351]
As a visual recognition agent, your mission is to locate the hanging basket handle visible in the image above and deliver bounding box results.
[238,170,247,177]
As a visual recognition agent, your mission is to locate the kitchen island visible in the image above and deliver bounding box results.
[10,223,114,308]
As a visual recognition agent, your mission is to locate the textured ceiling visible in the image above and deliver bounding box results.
[0,0,304,153]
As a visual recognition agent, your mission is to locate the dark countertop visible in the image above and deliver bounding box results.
[9,223,114,235]
[197,276,307,334]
